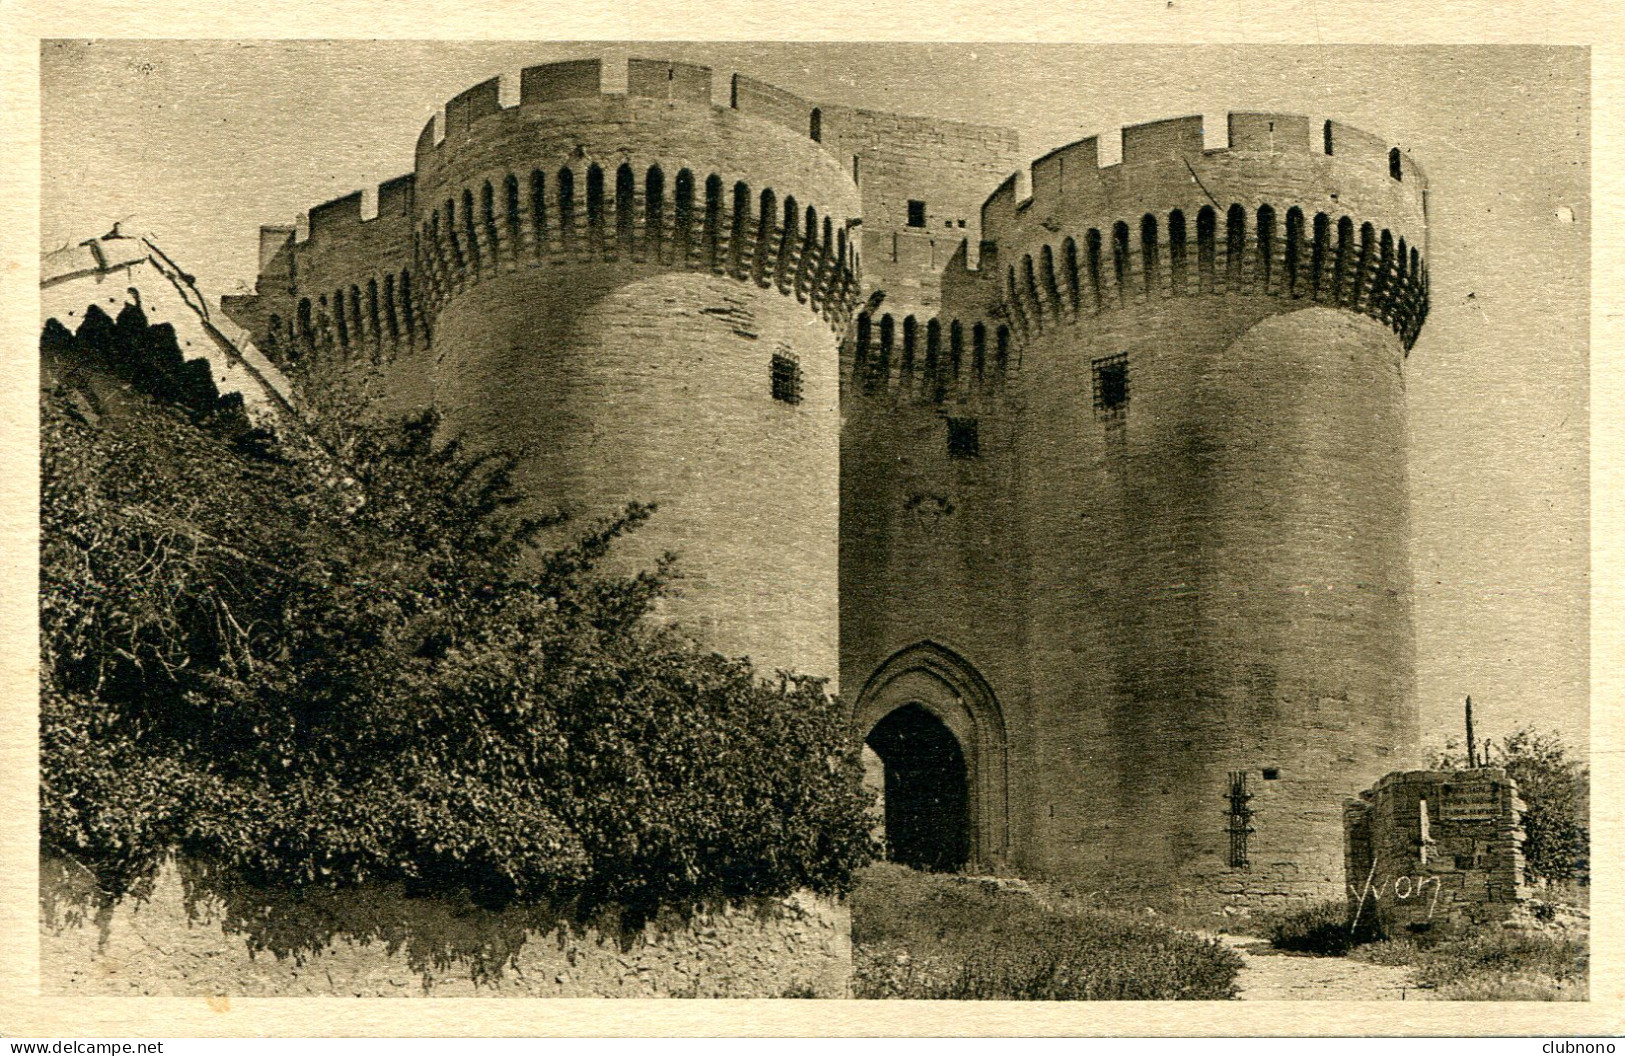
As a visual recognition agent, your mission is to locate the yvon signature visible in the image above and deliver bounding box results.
[1348,861,1444,930]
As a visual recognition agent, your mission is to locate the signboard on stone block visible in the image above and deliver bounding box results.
[1441,791,1499,821]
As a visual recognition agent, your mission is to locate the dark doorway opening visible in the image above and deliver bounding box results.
[866,703,969,872]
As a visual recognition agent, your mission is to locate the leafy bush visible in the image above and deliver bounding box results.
[851,865,1242,1000]
[1431,728,1589,884]
[40,352,874,915]
[1257,899,1383,956]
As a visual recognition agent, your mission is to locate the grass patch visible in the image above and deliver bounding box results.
[850,864,1243,1000]
[1257,897,1589,1000]
[1353,927,1588,1001]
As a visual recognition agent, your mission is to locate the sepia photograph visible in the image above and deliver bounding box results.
[13,30,1606,1032]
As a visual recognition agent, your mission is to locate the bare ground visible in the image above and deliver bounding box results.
[1210,933,1432,1001]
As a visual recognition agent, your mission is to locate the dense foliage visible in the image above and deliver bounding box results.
[850,865,1243,1000]
[41,359,874,914]
[1431,728,1589,885]
[1256,900,1383,956]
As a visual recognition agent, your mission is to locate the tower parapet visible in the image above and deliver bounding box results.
[409,59,864,334]
[981,113,1429,352]
[221,172,427,377]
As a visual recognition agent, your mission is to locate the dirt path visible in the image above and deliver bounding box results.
[1212,934,1431,1001]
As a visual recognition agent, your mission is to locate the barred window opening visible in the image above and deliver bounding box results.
[1226,770,1255,870]
[771,352,803,405]
[947,417,979,460]
[1092,353,1129,418]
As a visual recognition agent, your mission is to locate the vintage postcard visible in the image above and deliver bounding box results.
[1,4,1619,1039]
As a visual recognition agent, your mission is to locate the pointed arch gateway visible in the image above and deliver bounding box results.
[853,642,1009,872]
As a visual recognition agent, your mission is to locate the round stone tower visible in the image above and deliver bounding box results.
[979,113,1429,903]
[412,59,861,681]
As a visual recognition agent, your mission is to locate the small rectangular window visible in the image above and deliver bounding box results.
[947,417,979,459]
[907,200,926,228]
[771,352,802,405]
[1092,353,1129,418]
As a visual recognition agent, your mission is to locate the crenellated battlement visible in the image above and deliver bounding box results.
[415,58,835,169]
[249,56,1020,363]
[406,59,866,336]
[303,173,416,243]
[412,59,607,159]
[410,57,1002,178]
[847,235,1021,404]
[976,113,1430,352]
[307,191,363,238]
[226,170,427,371]
[981,112,1427,239]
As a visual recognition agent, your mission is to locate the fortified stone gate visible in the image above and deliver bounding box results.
[218,56,1431,910]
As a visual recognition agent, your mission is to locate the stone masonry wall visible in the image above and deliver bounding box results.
[1013,300,1414,906]
[40,858,850,998]
[839,391,1029,872]
[431,265,842,682]
[1345,769,1527,930]
[818,104,1021,317]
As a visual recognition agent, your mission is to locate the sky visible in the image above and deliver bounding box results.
[39,41,1591,755]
